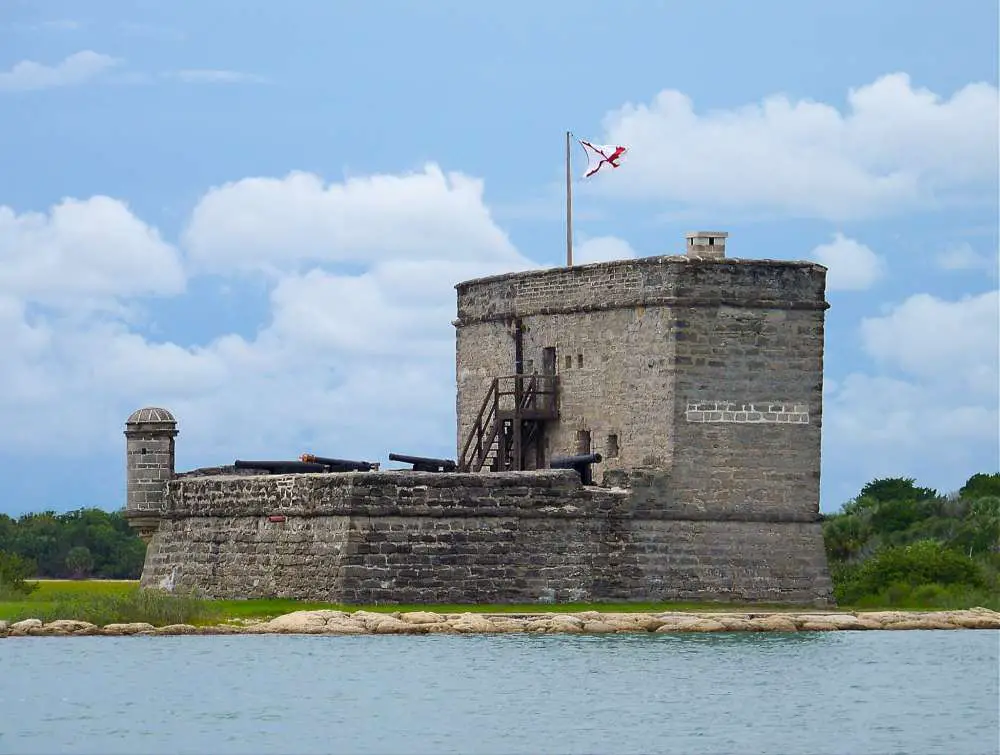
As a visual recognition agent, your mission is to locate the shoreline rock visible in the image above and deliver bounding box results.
[2,607,998,638]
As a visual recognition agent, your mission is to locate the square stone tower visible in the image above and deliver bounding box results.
[453,232,828,522]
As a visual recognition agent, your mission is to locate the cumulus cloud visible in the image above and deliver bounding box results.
[936,243,996,272]
[810,233,886,291]
[574,236,638,264]
[0,50,119,92]
[0,167,531,466]
[184,165,526,273]
[0,197,185,307]
[594,73,998,220]
[860,291,999,391]
[824,290,999,504]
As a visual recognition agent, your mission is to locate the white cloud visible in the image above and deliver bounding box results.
[859,291,999,391]
[823,290,999,504]
[595,73,998,220]
[162,69,267,84]
[811,233,886,291]
[936,243,996,272]
[0,152,994,516]
[183,165,526,272]
[574,236,638,264]
[0,50,119,92]
[0,167,531,466]
[0,197,185,307]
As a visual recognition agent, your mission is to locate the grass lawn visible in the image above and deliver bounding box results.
[0,580,821,625]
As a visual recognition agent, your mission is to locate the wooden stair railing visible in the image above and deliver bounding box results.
[459,374,558,472]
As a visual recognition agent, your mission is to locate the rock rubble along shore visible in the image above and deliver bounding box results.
[2,608,999,637]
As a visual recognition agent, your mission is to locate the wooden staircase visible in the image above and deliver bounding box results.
[458,374,559,472]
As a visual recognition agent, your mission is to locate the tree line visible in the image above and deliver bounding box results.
[822,472,1000,608]
[0,508,146,583]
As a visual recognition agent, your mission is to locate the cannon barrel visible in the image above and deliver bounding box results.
[550,453,603,467]
[549,453,603,485]
[234,459,327,474]
[388,453,457,473]
[300,454,379,472]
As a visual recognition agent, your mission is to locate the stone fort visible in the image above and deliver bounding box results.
[125,231,834,605]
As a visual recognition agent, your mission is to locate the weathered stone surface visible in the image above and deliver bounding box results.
[9,619,43,635]
[3,608,999,639]
[748,615,798,632]
[129,253,837,607]
[139,469,833,605]
[658,618,728,633]
[155,624,198,635]
[581,620,617,633]
[800,621,839,631]
[455,256,828,525]
[374,617,427,634]
[399,611,445,625]
[100,622,156,635]
[35,620,98,636]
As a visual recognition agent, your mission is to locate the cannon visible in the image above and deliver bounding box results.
[300,454,379,472]
[388,453,457,473]
[233,459,327,474]
[549,453,603,485]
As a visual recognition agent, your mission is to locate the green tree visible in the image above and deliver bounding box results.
[858,477,938,504]
[0,551,38,595]
[959,473,1000,500]
[65,546,95,579]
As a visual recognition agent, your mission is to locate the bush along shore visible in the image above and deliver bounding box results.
[3,607,1000,637]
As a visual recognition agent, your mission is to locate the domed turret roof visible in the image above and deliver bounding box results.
[126,407,176,424]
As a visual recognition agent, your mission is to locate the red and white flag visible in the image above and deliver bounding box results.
[579,140,628,178]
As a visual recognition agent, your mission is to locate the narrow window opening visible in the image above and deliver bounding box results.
[606,434,619,458]
[141,448,147,455]
[564,354,572,369]
[575,429,591,454]
[577,353,584,368]
[542,347,556,375]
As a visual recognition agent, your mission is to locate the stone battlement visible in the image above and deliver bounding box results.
[141,468,832,604]
[456,255,828,325]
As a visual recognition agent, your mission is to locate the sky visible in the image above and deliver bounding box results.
[0,0,997,517]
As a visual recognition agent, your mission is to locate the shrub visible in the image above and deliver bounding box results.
[836,540,985,604]
[0,551,38,595]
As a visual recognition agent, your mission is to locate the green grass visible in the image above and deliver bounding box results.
[0,580,827,626]
[2,580,994,627]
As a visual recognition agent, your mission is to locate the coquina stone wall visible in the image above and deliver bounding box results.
[142,469,833,605]
[454,255,827,492]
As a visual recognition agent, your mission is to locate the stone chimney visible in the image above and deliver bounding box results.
[685,231,728,260]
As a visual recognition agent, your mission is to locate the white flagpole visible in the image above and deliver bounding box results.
[566,130,573,267]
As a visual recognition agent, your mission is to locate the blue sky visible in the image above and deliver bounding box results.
[0,0,997,516]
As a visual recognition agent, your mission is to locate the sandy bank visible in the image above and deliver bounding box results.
[2,608,999,637]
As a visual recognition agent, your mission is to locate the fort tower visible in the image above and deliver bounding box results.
[455,231,828,523]
[124,407,177,543]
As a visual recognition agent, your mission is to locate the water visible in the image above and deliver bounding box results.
[1,631,997,755]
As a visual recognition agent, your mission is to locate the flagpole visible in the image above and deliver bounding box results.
[566,130,573,267]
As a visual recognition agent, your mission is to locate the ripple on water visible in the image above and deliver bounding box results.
[0,632,996,755]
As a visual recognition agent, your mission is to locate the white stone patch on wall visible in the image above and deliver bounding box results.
[685,401,810,424]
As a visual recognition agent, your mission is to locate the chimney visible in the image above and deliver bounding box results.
[685,231,728,260]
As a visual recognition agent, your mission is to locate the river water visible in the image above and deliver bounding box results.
[1,631,997,755]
